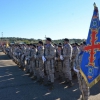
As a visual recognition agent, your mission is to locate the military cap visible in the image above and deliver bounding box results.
[46,37,52,42]
[38,41,43,45]
[54,43,57,46]
[58,43,62,47]
[64,38,69,42]
[83,41,86,45]
[75,43,78,46]
[33,44,36,48]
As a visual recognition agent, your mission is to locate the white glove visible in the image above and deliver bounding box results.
[25,57,28,60]
[14,52,17,56]
[42,56,46,62]
[60,55,63,60]
[55,57,57,60]
[19,53,21,56]
[25,60,27,65]
[73,66,79,73]
[34,55,36,59]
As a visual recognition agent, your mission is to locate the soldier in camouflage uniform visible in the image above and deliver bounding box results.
[28,44,34,76]
[55,44,63,81]
[44,38,56,89]
[62,38,73,87]
[36,41,44,84]
[20,45,26,69]
[72,43,80,69]
[17,46,23,66]
[25,44,31,73]
[30,44,37,79]
[77,42,90,100]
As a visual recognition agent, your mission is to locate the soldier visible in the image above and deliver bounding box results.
[62,38,73,87]
[29,44,34,76]
[72,43,80,70]
[54,43,58,50]
[20,44,26,69]
[44,44,47,76]
[25,44,31,73]
[44,38,56,89]
[27,44,34,76]
[17,46,23,66]
[14,45,19,63]
[30,44,37,80]
[55,43,63,82]
[77,42,90,100]
[36,41,44,84]
[9,45,12,58]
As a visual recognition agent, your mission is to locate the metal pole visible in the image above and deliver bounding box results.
[1,32,3,45]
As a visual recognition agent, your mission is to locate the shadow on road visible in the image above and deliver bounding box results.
[0,64,81,100]
[90,81,100,95]
[0,54,11,60]
[0,52,100,100]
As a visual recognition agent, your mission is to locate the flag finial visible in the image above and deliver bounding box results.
[93,2,96,8]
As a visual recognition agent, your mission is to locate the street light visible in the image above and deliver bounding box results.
[1,32,3,45]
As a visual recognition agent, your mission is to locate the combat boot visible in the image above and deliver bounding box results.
[26,69,30,74]
[39,78,44,85]
[59,76,63,82]
[29,72,33,77]
[49,82,54,90]
[44,81,51,86]
[37,77,41,82]
[32,76,37,80]
[68,80,74,87]
[63,78,70,84]
[80,95,84,100]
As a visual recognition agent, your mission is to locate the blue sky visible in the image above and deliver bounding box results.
[0,0,100,40]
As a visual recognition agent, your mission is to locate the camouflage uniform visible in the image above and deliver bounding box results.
[36,46,44,82]
[55,49,63,80]
[77,50,90,100]
[14,46,19,63]
[17,48,22,64]
[9,46,12,58]
[30,48,37,76]
[25,47,31,72]
[45,44,56,84]
[72,46,80,68]
[62,43,73,85]
[20,46,25,68]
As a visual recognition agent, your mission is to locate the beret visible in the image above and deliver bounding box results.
[46,37,52,42]
[64,38,69,42]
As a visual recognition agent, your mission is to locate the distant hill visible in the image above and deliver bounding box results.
[0,37,86,44]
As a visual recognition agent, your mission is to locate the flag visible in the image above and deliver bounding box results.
[80,3,100,88]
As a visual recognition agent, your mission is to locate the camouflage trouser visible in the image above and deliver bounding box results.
[20,55,25,67]
[63,59,72,80]
[56,61,63,78]
[77,73,90,100]
[30,60,36,75]
[9,52,12,58]
[45,60,54,83]
[25,60,30,72]
[17,55,21,64]
[38,60,44,78]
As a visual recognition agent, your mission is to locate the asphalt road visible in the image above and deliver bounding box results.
[0,50,100,100]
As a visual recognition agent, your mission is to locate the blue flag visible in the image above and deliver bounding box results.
[80,3,100,88]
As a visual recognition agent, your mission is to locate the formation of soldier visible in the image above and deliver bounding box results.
[1,38,89,100]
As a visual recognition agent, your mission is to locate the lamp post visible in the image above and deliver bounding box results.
[1,32,3,45]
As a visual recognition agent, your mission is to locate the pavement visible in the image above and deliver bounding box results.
[0,50,100,100]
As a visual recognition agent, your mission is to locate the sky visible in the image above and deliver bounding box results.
[0,0,100,40]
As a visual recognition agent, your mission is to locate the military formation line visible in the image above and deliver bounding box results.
[1,38,89,100]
